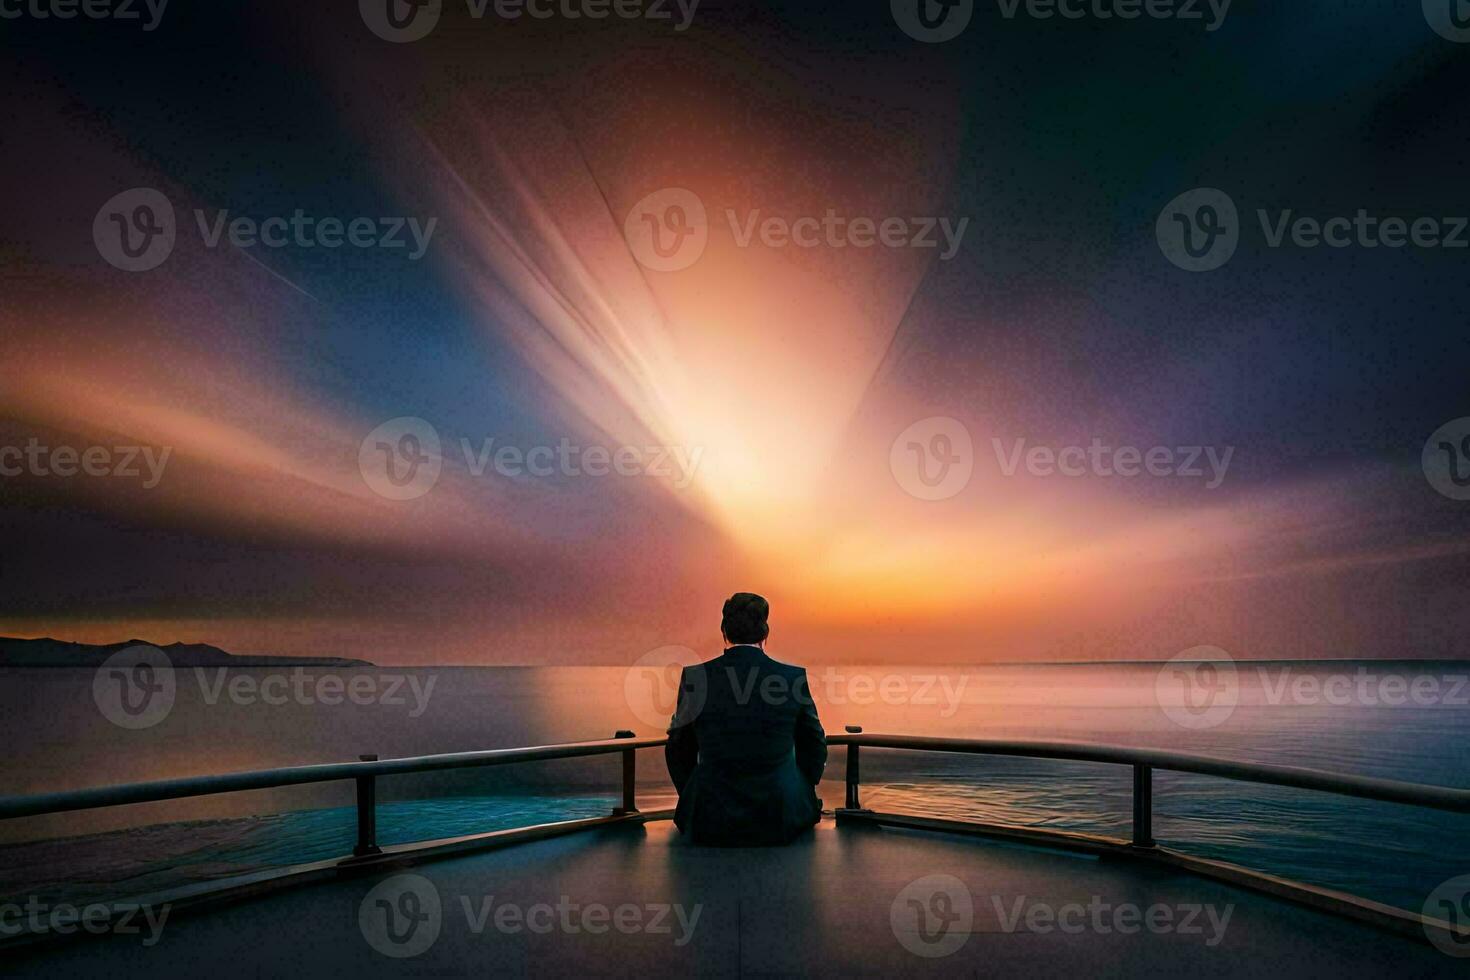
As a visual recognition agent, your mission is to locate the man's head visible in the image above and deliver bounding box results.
[721,592,770,646]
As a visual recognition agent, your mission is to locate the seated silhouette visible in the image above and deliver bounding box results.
[665,593,827,846]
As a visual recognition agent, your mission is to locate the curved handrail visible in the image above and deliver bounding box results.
[3,729,1466,947]
[827,732,1470,814]
[2,730,1467,818]
[0,735,667,820]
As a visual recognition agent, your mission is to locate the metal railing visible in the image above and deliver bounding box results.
[6,728,1469,834]
[2,727,1468,942]
[0,731,663,858]
[5,729,1469,848]
[831,728,1470,847]
[829,728,1470,943]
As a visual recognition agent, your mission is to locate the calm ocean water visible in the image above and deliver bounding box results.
[1,661,1467,914]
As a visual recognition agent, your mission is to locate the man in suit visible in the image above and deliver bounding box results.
[665,593,827,845]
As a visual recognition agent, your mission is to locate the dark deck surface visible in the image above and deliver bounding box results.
[7,816,1461,978]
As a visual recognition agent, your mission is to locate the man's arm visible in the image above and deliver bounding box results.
[664,666,700,792]
[793,668,827,786]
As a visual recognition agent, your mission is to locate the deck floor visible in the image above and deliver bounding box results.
[7,815,1460,978]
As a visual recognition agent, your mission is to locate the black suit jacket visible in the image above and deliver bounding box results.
[665,645,827,845]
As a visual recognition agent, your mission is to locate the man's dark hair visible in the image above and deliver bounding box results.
[721,592,770,644]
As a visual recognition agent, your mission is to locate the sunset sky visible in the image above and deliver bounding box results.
[3,2,1469,665]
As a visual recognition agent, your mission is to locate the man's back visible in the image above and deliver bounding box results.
[665,644,827,846]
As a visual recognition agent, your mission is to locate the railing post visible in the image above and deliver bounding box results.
[612,730,639,815]
[844,726,863,810]
[1131,764,1154,848]
[353,754,382,858]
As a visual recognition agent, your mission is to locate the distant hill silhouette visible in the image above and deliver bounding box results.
[0,636,373,668]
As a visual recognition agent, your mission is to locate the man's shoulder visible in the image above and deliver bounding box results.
[762,656,808,679]
[683,656,719,673]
